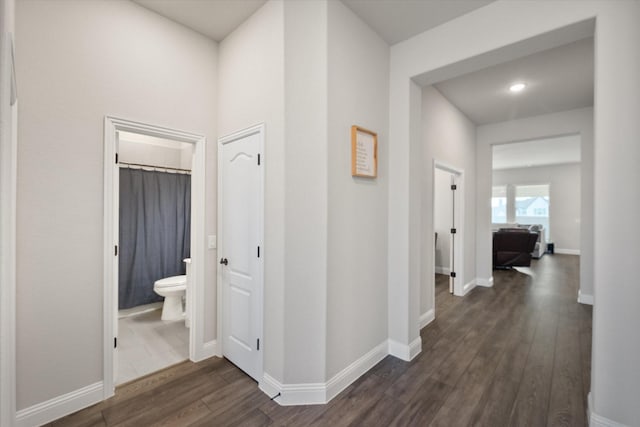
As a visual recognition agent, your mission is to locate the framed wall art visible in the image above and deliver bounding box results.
[351,125,377,178]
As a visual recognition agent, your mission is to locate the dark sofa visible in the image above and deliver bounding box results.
[493,229,539,268]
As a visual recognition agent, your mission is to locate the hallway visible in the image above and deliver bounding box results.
[49,255,590,426]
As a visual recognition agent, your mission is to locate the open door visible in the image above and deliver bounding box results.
[433,161,465,298]
[449,174,457,294]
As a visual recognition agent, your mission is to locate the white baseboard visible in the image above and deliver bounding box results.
[419,309,435,329]
[460,277,493,296]
[434,266,450,275]
[388,336,421,362]
[259,373,282,399]
[272,379,326,406]
[16,382,103,427]
[555,248,580,255]
[578,290,594,306]
[265,373,325,406]
[264,340,388,406]
[409,337,422,360]
[325,340,388,402]
[589,392,628,426]
[476,277,494,288]
[462,280,477,295]
[191,339,218,362]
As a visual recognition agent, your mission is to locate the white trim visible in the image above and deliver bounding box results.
[475,277,494,288]
[0,32,17,426]
[434,266,450,275]
[15,382,103,427]
[103,117,207,399]
[217,123,265,382]
[588,390,629,427]
[462,279,477,295]
[192,340,219,362]
[325,340,388,402]
[460,277,494,296]
[189,135,207,365]
[388,336,421,361]
[419,309,435,329]
[555,248,580,255]
[273,381,326,406]
[264,340,388,406]
[578,290,594,306]
[259,373,281,399]
[409,337,422,359]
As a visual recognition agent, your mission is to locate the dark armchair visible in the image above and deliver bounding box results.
[493,229,539,268]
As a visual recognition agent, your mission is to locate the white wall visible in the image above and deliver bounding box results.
[15,0,217,410]
[0,0,17,424]
[282,0,328,385]
[434,168,452,273]
[493,163,581,252]
[218,0,286,383]
[420,86,476,316]
[478,108,593,296]
[590,5,640,424]
[390,2,639,424]
[220,0,390,389]
[326,0,389,379]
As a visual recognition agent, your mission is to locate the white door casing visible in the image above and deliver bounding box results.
[103,117,207,399]
[449,174,456,294]
[218,124,264,382]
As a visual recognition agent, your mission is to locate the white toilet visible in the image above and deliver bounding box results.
[153,275,186,321]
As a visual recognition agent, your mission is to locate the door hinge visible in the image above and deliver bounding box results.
[257,246,260,258]
[115,153,119,164]
[451,184,457,190]
[257,338,260,351]
[450,271,457,278]
[257,153,261,165]
[115,245,118,256]
[114,337,117,348]
[450,228,457,234]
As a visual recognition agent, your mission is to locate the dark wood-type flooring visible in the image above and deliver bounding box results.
[48,254,591,426]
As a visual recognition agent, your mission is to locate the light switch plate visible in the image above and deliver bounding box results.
[208,235,217,249]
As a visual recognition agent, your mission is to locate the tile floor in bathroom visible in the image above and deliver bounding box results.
[117,307,188,385]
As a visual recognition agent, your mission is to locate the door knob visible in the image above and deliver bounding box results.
[220,258,228,265]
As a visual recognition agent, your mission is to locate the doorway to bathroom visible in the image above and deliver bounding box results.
[116,130,192,385]
[103,117,207,397]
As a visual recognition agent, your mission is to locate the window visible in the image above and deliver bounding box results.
[491,185,507,223]
[515,184,550,233]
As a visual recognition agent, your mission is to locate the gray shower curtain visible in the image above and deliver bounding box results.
[119,168,191,310]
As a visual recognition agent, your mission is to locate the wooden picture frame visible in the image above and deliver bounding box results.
[351,125,377,178]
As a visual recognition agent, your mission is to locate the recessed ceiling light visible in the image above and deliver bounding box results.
[509,82,527,93]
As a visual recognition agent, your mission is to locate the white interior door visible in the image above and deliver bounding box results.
[219,125,263,382]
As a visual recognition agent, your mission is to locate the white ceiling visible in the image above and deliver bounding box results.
[492,134,581,170]
[341,0,495,45]
[132,0,267,42]
[434,37,594,125]
[132,0,494,44]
